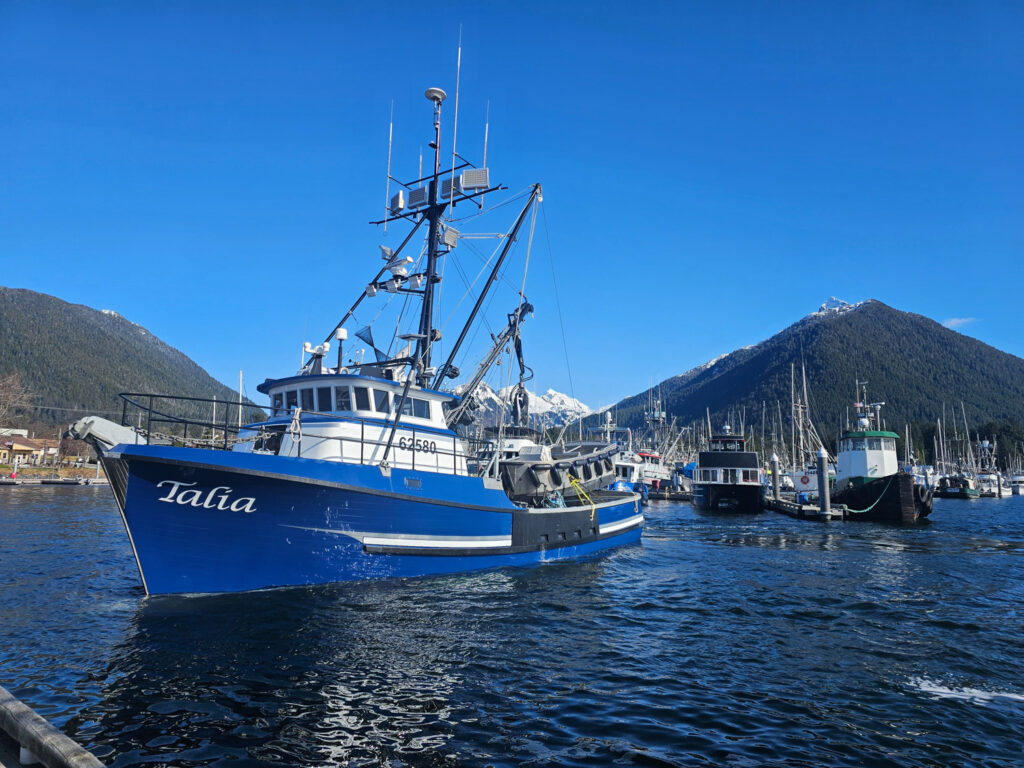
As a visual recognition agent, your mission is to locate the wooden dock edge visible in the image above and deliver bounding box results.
[764,496,847,520]
[0,686,104,768]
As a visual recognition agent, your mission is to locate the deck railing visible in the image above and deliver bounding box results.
[118,393,488,477]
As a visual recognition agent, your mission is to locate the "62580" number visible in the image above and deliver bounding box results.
[398,436,437,454]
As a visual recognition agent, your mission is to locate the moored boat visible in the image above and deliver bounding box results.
[934,473,981,499]
[69,87,642,596]
[1011,473,1024,496]
[830,386,932,524]
[975,439,1011,498]
[692,426,763,513]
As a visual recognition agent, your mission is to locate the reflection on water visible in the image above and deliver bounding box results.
[3,490,1024,765]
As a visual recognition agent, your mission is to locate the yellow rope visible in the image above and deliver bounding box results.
[569,474,596,522]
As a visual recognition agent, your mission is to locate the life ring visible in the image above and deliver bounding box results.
[800,475,810,485]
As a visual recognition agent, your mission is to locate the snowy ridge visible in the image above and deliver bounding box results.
[809,296,866,318]
[453,382,592,428]
[101,307,151,336]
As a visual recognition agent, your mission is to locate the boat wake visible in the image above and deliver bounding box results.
[909,677,1024,706]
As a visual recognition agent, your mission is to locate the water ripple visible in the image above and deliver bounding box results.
[3,490,1024,765]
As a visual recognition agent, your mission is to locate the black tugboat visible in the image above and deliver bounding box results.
[692,426,763,513]
[830,386,933,524]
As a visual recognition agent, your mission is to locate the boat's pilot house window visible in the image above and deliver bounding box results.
[272,393,284,416]
[373,390,390,413]
[868,438,882,450]
[335,386,352,411]
[301,389,315,411]
[400,397,431,419]
[317,387,332,413]
[354,387,371,411]
[285,390,298,412]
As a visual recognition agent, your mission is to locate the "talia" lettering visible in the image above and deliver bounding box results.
[155,480,258,514]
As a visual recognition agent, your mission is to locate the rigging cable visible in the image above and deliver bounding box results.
[540,201,578,412]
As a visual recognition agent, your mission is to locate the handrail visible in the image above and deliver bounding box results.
[118,392,267,450]
[117,393,503,478]
[279,410,490,477]
[118,393,491,477]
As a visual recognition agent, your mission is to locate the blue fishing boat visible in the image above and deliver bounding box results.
[71,87,641,595]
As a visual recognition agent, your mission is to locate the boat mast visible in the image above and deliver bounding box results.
[416,87,448,386]
[790,365,796,471]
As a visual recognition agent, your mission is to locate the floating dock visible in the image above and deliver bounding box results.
[0,685,104,768]
[764,495,848,520]
[0,479,108,487]
[646,487,692,502]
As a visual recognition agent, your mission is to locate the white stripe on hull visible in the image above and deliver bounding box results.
[599,513,644,535]
[281,524,512,549]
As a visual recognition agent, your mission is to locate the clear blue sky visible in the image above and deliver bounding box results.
[2,1,1021,408]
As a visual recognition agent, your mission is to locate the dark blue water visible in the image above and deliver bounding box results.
[3,486,1024,767]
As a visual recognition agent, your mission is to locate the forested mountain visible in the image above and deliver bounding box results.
[0,287,250,426]
[603,299,1024,444]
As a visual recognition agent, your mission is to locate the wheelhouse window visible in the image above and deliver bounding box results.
[399,397,431,419]
[883,438,896,451]
[272,392,284,416]
[317,387,332,413]
[285,390,298,412]
[354,387,370,411]
[335,386,352,411]
[301,388,315,411]
[373,389,390,413]
[868,438,882,450]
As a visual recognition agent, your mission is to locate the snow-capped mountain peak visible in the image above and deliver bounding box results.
[811,297,866,318]
[453,382,592,427]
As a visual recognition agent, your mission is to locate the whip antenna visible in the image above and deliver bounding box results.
[384,101,394,233]
[483,99,490,168]
[449,26,462,207]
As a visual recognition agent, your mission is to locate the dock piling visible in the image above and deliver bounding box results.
[817,447,831,517]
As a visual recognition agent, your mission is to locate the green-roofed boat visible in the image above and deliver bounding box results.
[831,384,934,524]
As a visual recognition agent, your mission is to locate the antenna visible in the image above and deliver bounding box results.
[384,101,394,234]
[483,100,490,168]
[449,26,462,207]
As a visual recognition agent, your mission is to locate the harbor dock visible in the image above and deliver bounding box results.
[0,479,108,486]
[764,495,847,521]
[0,685,103,768]
[647,487,692,502]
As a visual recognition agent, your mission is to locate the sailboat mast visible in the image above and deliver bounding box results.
[801,362,810,458]
[790,364,796,471]
[416,87,447,386]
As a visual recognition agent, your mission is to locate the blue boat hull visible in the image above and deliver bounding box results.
[106,445,643,595]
